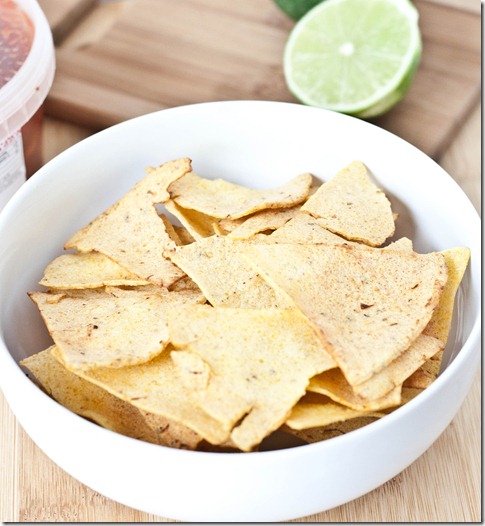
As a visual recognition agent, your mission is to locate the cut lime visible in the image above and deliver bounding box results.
[284,0,422,118]
[273,0,324,20]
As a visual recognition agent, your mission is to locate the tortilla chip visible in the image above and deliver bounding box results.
[72,348,228,446]
[242,243,447,385]
[308,369,402,411]
[39,252,150,290]
[226,206,300,239]
[301,161,395,246]
[167,304,336,451]
[29,286,202,371]
[403,350,443,389]
[164,199,219,239]
[285,392,385,430]
[311,333,442,403]
[20,347,201,449]
[423,247,470,344]
[159,213,182,245]
[269,213,359,245]
[65,158,191,287]
[166,236,293,308]
[168,171,313,220]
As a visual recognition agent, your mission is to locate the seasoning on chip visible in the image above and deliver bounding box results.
[39,252,150,290]
[168,171,313,219]
[301,160,395,246]
[22,157,469,452]
[65,158,191,287]
[241,242,447,386]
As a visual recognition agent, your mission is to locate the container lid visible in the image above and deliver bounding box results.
[0,0,56,143]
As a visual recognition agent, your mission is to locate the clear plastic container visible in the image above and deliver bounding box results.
[0,0,55,211]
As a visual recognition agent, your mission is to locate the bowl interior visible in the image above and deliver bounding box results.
[0,101,480,387]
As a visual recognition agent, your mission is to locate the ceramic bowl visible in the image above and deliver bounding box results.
[0,101,480,522]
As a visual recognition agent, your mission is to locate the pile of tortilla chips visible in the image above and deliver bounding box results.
[21,158,470,452]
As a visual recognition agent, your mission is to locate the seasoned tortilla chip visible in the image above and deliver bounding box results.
[72,348,228,446]
[167,304,336,451]
[285,392,385,431]
[21,347,201,449]
[308,369,402,411]
[403,349,443,389]
[311,333,442,402]
[65,158,191,286]
[164,199,219,240]
[39,252,150,290]
[227,206,300,239]
[424,247,470,344]
[270,213,359,245]
[168,172,313,220]
[159,214,182,245]
[166,236,292,308]
[242,243,447,385]
[301,161,395,246]
[29,286,202,371]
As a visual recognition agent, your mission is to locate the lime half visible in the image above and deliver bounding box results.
[284,0,422,118]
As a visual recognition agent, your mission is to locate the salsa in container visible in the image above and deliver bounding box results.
[0,0,55,211]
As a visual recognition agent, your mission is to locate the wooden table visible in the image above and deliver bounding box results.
[0,0,481,522]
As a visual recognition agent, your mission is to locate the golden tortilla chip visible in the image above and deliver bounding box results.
[166,236,292,308]
[168,171,313,220]
[242,243,447,386]
[167,304,336,451]
[403,350,443,389]
[269,213,359,245]
[20,347,201,449]
[311,333,442,403]
[226,206,300,239]
[424,247,470,344]
[29,286,202,371]
[65,158,191,287]
[164,199,219,239]
[285,392,385,431]
[301,161,395,246]
[72,347,228,446]
[39,252,150,290]
[308,369,402,411]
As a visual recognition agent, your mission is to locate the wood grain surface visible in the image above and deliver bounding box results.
[40,0,481,158]
[0,0,481,522]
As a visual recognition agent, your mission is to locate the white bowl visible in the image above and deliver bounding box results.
[0,101,480,522]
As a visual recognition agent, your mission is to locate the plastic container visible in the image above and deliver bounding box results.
[0,0,55,211]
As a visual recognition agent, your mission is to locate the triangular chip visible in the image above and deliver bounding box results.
[166,236,292,308]
[21,347,202,449]
[65,158,191,286]
[308,370,402,411]
[310,333,442,403]
[168,171,313,219]
[173,224,195,245]
[301,161,395,246]
[285,392,385,431]
[226,206,300,239]
[403,350,442,389]
[39,252,150,290]
[29,286,203,371]
[242,243,447,385]
[164,199,219,240]
[71,348,228,446]
[270,213,358,245]
[167,304,336,451]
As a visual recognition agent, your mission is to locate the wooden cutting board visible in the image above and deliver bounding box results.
[39,0,480,159]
